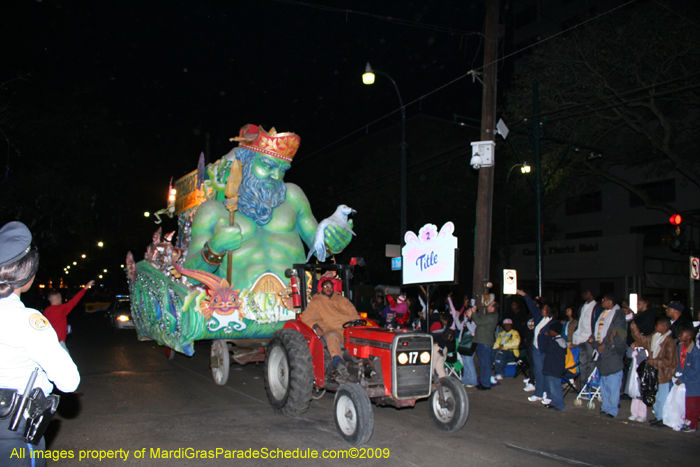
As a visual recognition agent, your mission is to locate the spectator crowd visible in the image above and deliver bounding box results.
[375,285,700,433]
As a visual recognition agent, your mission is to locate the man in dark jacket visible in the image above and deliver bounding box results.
[473,301,499,390]
[665,301,693,343]
[503,297,532,352]
[591,294,627,418]
[634,298,657,336]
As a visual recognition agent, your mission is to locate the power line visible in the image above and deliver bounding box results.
[270,0,482,37]
[295,0,640,167]
[652,0,700,29]
[310,142,471,204]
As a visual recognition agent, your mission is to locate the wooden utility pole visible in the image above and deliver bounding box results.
[472,0,499,308]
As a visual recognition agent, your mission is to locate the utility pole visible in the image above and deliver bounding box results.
[533,81,544,297]
[472,0,499,309]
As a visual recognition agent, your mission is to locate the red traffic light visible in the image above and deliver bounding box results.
[669,214,682,225]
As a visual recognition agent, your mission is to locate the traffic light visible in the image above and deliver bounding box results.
[669,214,686,252]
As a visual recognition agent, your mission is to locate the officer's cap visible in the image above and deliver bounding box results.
[0,222,33,268]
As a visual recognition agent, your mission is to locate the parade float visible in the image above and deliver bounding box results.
[125,124,354,384]
[126,126,469,443]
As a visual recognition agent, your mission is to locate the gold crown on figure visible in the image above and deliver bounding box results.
[230,124,300,162]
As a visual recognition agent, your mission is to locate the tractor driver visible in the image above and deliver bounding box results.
[301,279,360,375]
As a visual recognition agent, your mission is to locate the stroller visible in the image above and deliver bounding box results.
[574,365,602,409]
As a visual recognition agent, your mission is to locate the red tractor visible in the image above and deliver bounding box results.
[263,264,469,445]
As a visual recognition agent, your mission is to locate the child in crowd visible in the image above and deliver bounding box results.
[492,319,521,380]
[542,321,567,411]
[384,292,409,328]
[627,345,648,422]
[677,328,700,432]
[631,318,678,426]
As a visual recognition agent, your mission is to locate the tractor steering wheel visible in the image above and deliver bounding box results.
[343,319,367,328]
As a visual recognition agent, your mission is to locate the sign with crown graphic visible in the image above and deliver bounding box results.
[402,222,458,286]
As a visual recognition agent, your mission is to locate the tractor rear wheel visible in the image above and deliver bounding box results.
[264,329,313,416]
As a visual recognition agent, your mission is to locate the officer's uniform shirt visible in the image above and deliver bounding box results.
[0,294,80,396]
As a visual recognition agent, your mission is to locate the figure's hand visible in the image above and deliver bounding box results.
[86,280,95,288]
[599,343,605,352]
[325,220,354,254]
[516,289,526,296]
[588,337,594,344]
[675,380,681,386]
[630,322,638,331]
[210,219,243,252]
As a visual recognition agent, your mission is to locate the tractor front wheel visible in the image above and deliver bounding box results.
[334,383,374,445]
[429,376,469,432]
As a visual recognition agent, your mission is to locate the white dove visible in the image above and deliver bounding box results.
[306,204,356,262]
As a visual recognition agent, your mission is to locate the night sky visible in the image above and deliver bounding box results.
[2,0,491,288]
[3,0,486,162]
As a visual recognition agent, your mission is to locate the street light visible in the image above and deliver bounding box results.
[363,62,408,245]
[505,162,531,268]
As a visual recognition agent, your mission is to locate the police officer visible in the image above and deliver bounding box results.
[0,221,80,467]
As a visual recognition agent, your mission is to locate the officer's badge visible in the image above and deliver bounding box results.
[29,313,50,330]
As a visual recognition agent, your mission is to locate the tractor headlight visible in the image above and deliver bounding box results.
[397,352,409,365]
[420,351,431,364]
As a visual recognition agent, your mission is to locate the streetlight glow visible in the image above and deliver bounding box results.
[144,212,150,217]
[73,261,77,265]
[521,163,531,174]
[361,62,407,245]
[97,241,104,247]
[81,254,86,258]
[103,269,108,273]
[362,63,375,85]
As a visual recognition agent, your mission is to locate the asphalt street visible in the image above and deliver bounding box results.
[45,313,697,467]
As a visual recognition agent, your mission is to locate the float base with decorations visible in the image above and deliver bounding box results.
[125,148,301,381]
[127,260,295,357]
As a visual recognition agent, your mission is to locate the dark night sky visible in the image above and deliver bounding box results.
[1,0,492,286]
[3,0,487,169]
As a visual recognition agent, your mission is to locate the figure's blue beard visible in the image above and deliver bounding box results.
[237,150,287,225]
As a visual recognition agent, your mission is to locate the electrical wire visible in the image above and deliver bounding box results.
[270,0,482,37]
[295,0,640,167]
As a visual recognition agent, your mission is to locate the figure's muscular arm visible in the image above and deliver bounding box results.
[184,200,243,273]
[285,183,318,248]
[285,183,354,255]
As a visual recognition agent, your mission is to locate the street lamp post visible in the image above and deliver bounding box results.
[363,63,407,245]
[505,162,530,268]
